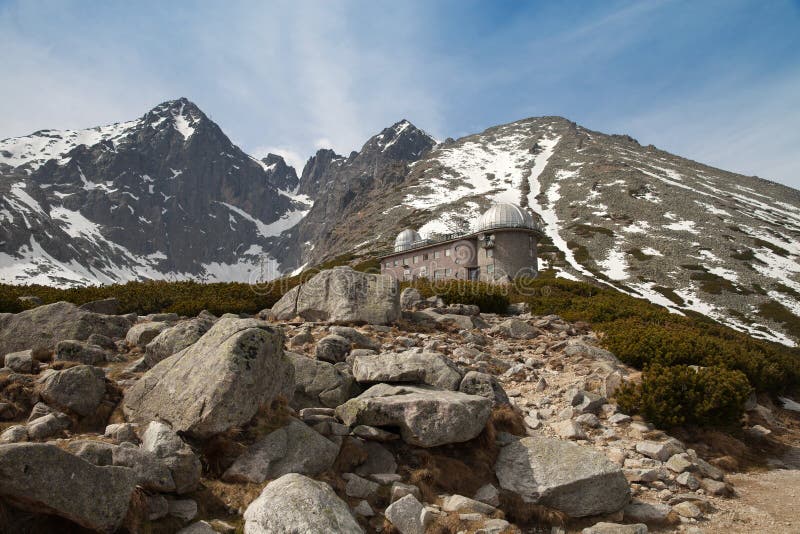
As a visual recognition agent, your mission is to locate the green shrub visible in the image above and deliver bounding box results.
[403,279,510,314]
[616,364,751,427]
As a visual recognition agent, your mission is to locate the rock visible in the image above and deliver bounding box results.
[287,352,359,409]
[491,318,538,339]
[330,326,381,350]
[110,445,174,492]
[28,402,55,423]
[384,494,433,534]
[431,304,480,316]
[336,384,492,447]
[672,501,702,519]
[352,350,463,390]
[564,343,621,364]
[146,494,169,521]
[354,441,397,476]
[623,501,677,525]
[66,440,116,465]
[343,472,380,498]
[0,302,131,357]
[352,424,400,441]
[17,295,43,307]
[123,318,293,438]
[675,472,701,490]
[243,473,363,533]
[177,521,215,534]
[26,412,70,440]
[126,321,170,348]
[288,328,313,347]
[270,267,400,325]
[551,419,587,440]
[575,413,601,428]
[583,523,647,534]
[400,287,422,309]
[636,441,680,462]
[147,312,180,322]
[391,482,422,502]
[223,419,339,483]
[105,423,139,443]
[0,425,28,444]
[144,317,213,367]
[140,422,202,494]
[474,484,501,507]
[459,371,510,405]
[495,435,630,517]
[608,413,631,425]
[0,442,137,533]
[441,494,496,514]
[169,499,198,522]
[701,478,730,496]
[39,365,106,417]
[4,350,34,373]
[315,334,352,363]
[54,339,107,365]
[353,500,374,517]
[79,298,120,315]
[478,518,512,534]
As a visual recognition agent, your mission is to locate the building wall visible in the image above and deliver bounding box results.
[380,239,478,281]
[380,229,538,283]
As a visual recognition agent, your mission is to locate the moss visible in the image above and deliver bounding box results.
[774,283,800,299]
[730,248,756,261]
[627,248,654,262]
[758,301,800,338]
[570,224,614,238]
[752,237,790,257]
[652,286,685,306]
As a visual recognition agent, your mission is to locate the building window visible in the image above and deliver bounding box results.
[434,250,441,259]
[394,260,399,266]
[385,262,391,268]
[434,269,446,280]
[445,249,451,257]
[423,253,429,260]
[404,258,410,265]
[413,255,420,264]
[445,268,453,276]
[420,266,428,276]
[487,264,494,273]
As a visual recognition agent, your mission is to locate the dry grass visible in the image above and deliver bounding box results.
[489,404,527,436]
[197,479,266,516]
[499,491,567,529]
[333,437,369,473]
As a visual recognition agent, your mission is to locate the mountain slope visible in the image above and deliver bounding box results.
[281,117,800,346]
[0,98,308,285]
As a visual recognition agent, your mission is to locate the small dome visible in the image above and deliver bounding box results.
[475,203,536,232]
[394,228,422,251]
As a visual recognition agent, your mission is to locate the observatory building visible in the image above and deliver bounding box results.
[380,202,544,282]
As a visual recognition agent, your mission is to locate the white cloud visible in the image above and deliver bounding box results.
[251,145,306,174]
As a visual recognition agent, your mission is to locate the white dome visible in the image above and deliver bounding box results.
[475,203,536,232]
[394,228,422,251]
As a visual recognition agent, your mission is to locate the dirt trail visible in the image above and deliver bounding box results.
[703,468,800,533]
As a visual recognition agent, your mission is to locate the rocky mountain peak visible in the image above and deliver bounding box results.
[259,153,299,192]
[361,119,436,162]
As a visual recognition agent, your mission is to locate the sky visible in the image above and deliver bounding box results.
[0,0,798,188]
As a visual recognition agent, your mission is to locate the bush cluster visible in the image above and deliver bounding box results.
[403,279,510,314]
[616,364,752,427]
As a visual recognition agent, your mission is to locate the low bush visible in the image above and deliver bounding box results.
[403,279,510,314]
[616,364,751,427]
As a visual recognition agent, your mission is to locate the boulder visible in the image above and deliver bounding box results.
[223,419,338,483]
[315,334,352,363]
[123,318,293,438]
[104,423,139,443]
[140,422,202,494]
[636,441,682,462]
[270,267,400,325]
[79,298,120,315]
[329,326,381,350]
[243,473,363,533]
[336,384,492,447]
[287,352,359,409]
[400,287,422,309]
[0,442,137,533]
[39,365,107,417]
[26,412,70,440]
[0,301,131,357]
[54,339,106,365]
[144,317,214,367]
[4,350,35,373]
[495,435,630,517]
[430,304,480,316]
[623,501,677,525]
[384,494,432,534]
[459,371,510,405]
[112,444,176,492]
[0,425,28,443]
[66,440,115,465]
[125,321,170,348]
[583,523,647,534]
[441,494,496,514]
[352,350,463,390]
[491,318,538,339]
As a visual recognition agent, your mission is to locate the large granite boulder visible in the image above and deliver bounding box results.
[270,267,400,325]
[4,350,35,373]
[0,442,137,532]
[0,302,131,357]
[144,317,214,367]
[400,287,422,310]
[140,421,202,494]
[352,350,463,390]
[54,339,107,365]
[336,384,492,447]
[39,365,107,417]
[287,352,359,409]
[123,318,293,438]
[494,436,630,517]
[243,473,363,534]
[315,334,352,363]
[79,298,120,315]
[126,321,170,348]
[223,419,339,483]
[459,371,510,405]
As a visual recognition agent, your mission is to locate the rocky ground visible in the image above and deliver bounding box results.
[0,267,798,533]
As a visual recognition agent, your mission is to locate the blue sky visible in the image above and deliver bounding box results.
[1,0,798,187]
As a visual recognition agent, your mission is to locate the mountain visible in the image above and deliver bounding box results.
[0,98,309,285]
[278,117,800,347]
[2,102,799,346]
